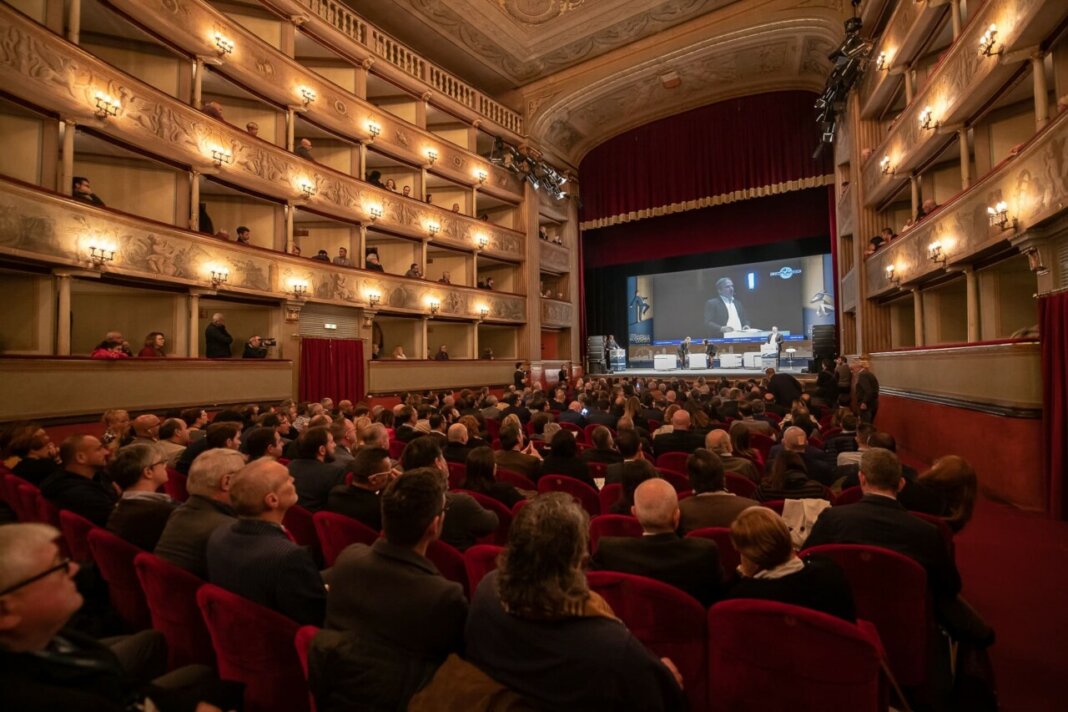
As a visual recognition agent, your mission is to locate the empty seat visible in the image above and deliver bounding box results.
[283,504,322,563]
[294,625,321,712]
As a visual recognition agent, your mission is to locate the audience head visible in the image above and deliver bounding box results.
[670,409,691,431]
[58,434,109,476]
[108,443,166,492]
[549,429,578,458]
[497,492,589,618]
[590,426,614,451]
[686,448,726,494]
[228,459,296,519]
[769,450,807,490]
[205,422,242,451]
[159,418,189,445]
[381,468,446,548]
[346,446,391,487]
[187,448,244,500]
[919,455,978,532]
[72,176,93,195]
[131,414,161,440]
[730,507,794,574]
[143,332,166,353]
[859,447,903,494]
[296,427,334,461]
[400,436,445,472]
[704,429,731,455]
[615,429,641,459]
[362,423,390,451]
[631,478,679,533]
[499,425,523,452]
[244,427,282,460]
[447,423,468,445]
[782,426,807,452]
[462,446,497,491]
[5,425,53,460]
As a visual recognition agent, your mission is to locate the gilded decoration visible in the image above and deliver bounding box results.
[541,298,572,326]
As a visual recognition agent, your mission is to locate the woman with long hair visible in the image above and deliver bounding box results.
[755,451,828,502]
[461,446,524,508]
[138,332,167,357]
[918,455,978,533]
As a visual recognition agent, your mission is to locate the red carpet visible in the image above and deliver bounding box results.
[955,497,1068,711]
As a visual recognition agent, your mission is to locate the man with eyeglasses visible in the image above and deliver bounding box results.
[308,468,467,710]
[0,523,232,711]
[105,443,177,551]
[326,446,393,531]
[40,434,118,527]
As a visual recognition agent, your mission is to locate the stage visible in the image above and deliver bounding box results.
[598,364,813,379]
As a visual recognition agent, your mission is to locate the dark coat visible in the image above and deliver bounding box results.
[204,322,233,358]
[724,555,856,622]
[704,296,750,335]
[325,485,382,532]
[154,495,237,579]
[767,373,803,407]
[40,470,118,527]
[440,492,498,551]
[539,455,594,488]
[287,458,346,512]
[11,456,60,486]
[652,429,703,458]
[106,495,178,551]
[592,532,725,606]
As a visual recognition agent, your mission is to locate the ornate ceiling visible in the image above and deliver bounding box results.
[346,0,848,165]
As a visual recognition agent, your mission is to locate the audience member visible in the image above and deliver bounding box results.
[918,455,978,533]
[610,459,659,514]
[755,451,828,502]
[404,263,423,278]
[704,428,760,482]
[155,449,242,579]
[128,414,161,445]
[593,478,725,606]
[8,425,60,486]
[174,411,244,474]
[105,444,176,551]
[494,425,542,482]
[434,344,449,361]
[385,178,397,191]
[329,419,357,467]
[723,507,856,621]
[71,176,106,206]
[326,446,391,531]
[604,429,645,484]
[391,345,407,359]
[540,429,594,487]
[41,435,118,526]
[310,468,466,711]
[464,493,686,710]
[201,100,225,120]
[243,426,283,461]
[582,426,623,465]
[206,458,325,625]
[138,332,167,357]
[365,252,385,271]
[332,247,353,267]
[437,271,451,284]
[765,426,833,484]
[652,410,702,457]
[235,226,251,245]
[204,313,233,358]
[442,423,472,464]
[679,449,759,532]
[245,121,259,136]
[156,418,189,467]
[242,336,269,358]
[296,138,314,160]
[287,426,344,512]
[461,446,524,508]
[312,249,331,262]
[198,203,215,235]
[366,170,384,187]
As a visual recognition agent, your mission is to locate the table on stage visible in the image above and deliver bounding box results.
[687,354,708,369]
[653,354,676,371]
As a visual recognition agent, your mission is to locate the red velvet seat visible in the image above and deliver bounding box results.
[134,552,215,669]
[558,421,584,442]
[164,467,189,502]
[59,509,97,563]
[388,439,406,460]
[587,571,708,711]
[538,474,600,516]
[809,434,825,449]
[497,467,536,491]
[835,485,864,506]
[294,625,321,712]
[656,467,689,492]
[724,472,757,498]
[686,526,740,579]
[761,499,786,514]
[589,514,643,552]
[197,583,310,712]
[426,539,469,598]
[13,479,39,522]
[707,599,883,712]
[583,423,615,444]
[463,544,503,593]
[283,504,322,563]
[655,451,689,471]
[484,417,501,441]
[801,544,928,686]
[453,490,513,545]
[598,482,622,514]
[87,528,152,631]
[311,511,379,566]
[750,433,776,462]
[910,511,956,560]
[822,426,843,440]
[647,419,662,432]
[511,498,530,516]
[1,473,26,519]
[586,460,609,479]
[446,461,466,490]
[30,490,70,557]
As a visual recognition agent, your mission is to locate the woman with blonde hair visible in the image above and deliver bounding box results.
[391,345,407,359]
[725,506,855,621]
[100,409,130,450]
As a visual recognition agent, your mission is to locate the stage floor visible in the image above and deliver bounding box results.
[603,364,813,379]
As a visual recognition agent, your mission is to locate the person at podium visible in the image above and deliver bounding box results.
[677,337,691,368]
[704,277,751,336]
[767,326,784,365]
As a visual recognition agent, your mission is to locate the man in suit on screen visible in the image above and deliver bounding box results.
[704,278,750,336]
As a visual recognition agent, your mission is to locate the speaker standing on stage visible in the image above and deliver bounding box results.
[767,326,784,365]
[704,278,750,335]
[704,339,717,363]
[677,337,691,368]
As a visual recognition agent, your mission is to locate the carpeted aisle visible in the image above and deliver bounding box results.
[954,497,1068,711]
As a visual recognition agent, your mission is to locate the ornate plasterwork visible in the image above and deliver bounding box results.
[540,297,573,326]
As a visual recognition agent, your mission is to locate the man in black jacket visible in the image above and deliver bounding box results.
[40,435,117,526]
[854,359,880,423]
[326,447,391,531]
[204,313,233,358]
[652,410,703,458]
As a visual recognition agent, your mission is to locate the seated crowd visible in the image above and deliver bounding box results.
[0,371,987,711]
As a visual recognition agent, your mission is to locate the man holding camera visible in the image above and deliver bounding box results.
[242,335,273,358]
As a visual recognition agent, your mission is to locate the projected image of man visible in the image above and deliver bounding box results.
[704,278,750,336]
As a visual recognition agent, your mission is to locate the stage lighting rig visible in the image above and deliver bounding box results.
[489,137,569,200]
[813,0,871,150]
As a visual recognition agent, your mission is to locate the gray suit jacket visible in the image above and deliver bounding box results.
[678,491,760,533]
[154,495,237,579]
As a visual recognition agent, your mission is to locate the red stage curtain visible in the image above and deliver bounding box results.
[579,91,830,227]
[1040,292,1068,519]
[582,188,830,270]
[299,338,364,405]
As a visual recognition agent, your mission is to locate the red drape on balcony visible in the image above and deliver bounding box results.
[299,338,365,404]
[579,91,831,229]
[1040,291,1068,519]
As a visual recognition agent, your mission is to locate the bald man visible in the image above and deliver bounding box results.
[442,422,472,464]
[765,426,834,485]
[704,429,760,483]
[205,459,325,624]
[591,478,725,606]
[651,410,703,458]
[129,414,161,444]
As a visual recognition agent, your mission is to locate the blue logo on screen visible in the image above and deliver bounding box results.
[770,267,802,280]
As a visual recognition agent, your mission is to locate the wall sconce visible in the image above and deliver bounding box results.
[885,263,900,286]
[210,267,229,287]
[214,33,234,56]
[210,146,233,167]
[425,149,438,165]
[478,306,489,321]
[367,292,381,308]
[299,180,316,199]
[978,24,1000,57]
[476,169,488,185]
[291,281,309,299]
[879,155,893,176]
[427,223,440,237]
[367,122,381,141]
[428,299,440,317]
[928,241,946,266]
[368,205,382,222]
[94,92,120,119]
[875,51,889,71]
[918,106,938,131]
[476,234,488,251]
[88,244,116,267]
[299,86,316,107]
[987,201,1013,230]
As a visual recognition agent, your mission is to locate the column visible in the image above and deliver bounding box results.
[958,128,971,189]
[468,186,477,216]
[355,59,373,99]
[55,272,72,355]
[912,289,925,347]
[59,119,75,196]
[284,202,295,253]
[1033,52,1050,130]
[519,181,542,360]
[469,120,481,153]
[189,170,200,231]
[949,0,962,40]
[356,143,366,181]
[286,108,296,152]
[910,175,920,217]
[67,0,81,44]
[187,291,201,357]
[192,58,204,108]
[356,224,368,269]
[964,266,979,342]
[904,66,914,104]
[416,92,430,129]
